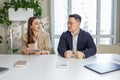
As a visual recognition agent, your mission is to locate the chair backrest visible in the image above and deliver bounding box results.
[96,44,120,54]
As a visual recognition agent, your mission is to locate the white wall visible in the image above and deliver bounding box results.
[116,0,120,43]
[0,25,7,53]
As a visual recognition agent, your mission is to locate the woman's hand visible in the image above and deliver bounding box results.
[34,50,41,55]
[22,48,32,55]
[41,50,49,55]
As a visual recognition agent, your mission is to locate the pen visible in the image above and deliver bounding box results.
[60,64,67,66]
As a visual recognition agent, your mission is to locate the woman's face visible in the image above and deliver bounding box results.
[31,19,41,32]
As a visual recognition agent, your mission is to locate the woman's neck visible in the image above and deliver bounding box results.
[33,31,39,38]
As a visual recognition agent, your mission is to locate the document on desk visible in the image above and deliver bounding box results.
[14,60,27,67]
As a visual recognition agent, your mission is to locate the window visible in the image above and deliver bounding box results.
[72,0,97,35]
[51,0,69,53]
[51,0,116,53]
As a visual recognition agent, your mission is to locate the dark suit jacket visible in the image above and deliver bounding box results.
[57,29,96,58]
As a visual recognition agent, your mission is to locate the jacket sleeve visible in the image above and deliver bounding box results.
[57,33,67,57]
[43,32,52,53]
[82,33,97,58]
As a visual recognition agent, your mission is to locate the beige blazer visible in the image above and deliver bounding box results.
[21,30,52,53]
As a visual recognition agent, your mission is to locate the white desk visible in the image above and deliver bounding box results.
[0,54,120,80]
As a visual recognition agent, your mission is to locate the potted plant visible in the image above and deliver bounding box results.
[0,0,42,26]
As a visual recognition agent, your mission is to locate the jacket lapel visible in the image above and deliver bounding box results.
[77,29,83,50]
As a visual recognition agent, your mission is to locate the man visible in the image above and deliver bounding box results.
[57,14,96,59]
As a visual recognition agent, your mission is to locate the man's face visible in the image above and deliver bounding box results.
[68,17,80,32]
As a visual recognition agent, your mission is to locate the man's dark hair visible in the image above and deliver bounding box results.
[69,14,81,22]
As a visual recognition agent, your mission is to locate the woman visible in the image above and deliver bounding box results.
[21,17,52,55]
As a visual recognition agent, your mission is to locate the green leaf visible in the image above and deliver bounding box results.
[6,20,12,26]
[13,48,19,53]
[0,36,3,39]
[0,40,2,43]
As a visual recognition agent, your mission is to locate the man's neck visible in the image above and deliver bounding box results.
[72,29,80,36]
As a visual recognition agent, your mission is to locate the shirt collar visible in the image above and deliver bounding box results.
[71,29,80,37]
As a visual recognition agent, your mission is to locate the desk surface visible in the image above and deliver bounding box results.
[0,54,120,80]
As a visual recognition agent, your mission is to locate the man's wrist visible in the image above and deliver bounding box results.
[64,51,67,57]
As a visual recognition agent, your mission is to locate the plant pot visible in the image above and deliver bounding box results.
[8,8,34,21]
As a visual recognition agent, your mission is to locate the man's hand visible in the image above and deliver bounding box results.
[64,50,73,59]
[74,51,85,59]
